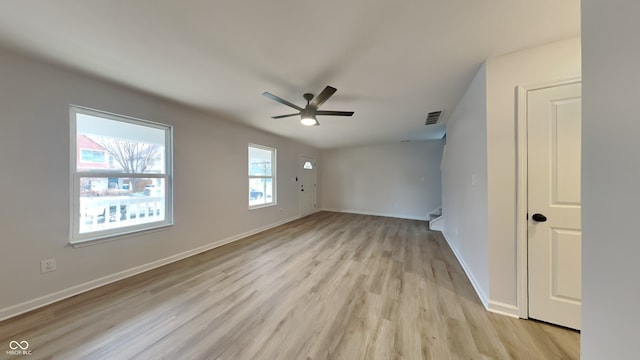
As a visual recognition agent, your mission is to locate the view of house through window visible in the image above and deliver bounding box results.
[248,144,276,208]
[71,106,173,242]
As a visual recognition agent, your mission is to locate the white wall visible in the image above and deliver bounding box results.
[582,1,640,358]
[442,39,581,314]
[320,141,444,220]
[441,63,490,306]
[0,48,318,320]
[484,38,581,310]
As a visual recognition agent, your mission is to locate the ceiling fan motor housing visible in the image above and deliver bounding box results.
[263,85,353,126]
[301,107,316,118]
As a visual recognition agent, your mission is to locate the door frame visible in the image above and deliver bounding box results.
[515,77,582,319]
[298,154,317,217]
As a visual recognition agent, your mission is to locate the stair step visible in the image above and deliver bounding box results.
[429,215,444,231]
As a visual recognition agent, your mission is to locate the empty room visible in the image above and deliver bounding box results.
[0,1,638,359]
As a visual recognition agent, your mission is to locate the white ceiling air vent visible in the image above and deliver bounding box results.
[425,110,443,125]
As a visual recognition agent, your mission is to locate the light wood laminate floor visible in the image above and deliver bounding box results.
[0,212,579,359]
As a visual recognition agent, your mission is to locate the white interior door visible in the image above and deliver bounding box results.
[299,156,316,217]
[527,81,582,330]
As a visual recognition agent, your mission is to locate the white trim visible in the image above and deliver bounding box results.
[488,301,520,318]
[0,215,300,322]
[248,203,278,211]
[75,172,167,179]
[440,230,489,309]
[429,216,444,232]
[322,208,427,221]
[69,222,174,246]
[70,105,174,243]
[515,77,581,319]
[248,143,277,209]
[299,209,320,219]
[516,84,529,319]
[439,230,520,318]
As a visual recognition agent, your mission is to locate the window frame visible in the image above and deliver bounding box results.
[248,143,277,209]
[70,105,174,244]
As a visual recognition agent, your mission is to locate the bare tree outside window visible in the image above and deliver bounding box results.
[93,137,162,190]
[250,160,272,176]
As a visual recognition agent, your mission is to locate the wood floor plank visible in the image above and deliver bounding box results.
[0,212,579,360]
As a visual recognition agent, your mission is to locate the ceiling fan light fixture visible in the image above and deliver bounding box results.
[300,116,318,126]
[263,86,352,127]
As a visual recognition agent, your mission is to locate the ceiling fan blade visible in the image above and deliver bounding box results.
[316,110,354,117]
[262,92,303,111]
[310,86,337,108]
[271,113,300,119]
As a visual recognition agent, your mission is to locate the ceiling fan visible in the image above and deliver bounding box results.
[262,86,354,126]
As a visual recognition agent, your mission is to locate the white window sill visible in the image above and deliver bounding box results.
[249,202,277,211]
[69,222,174,248]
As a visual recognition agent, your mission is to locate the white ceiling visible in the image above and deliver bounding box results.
[0,1,580,149]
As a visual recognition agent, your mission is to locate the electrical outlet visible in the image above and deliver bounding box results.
[40,258,56,273]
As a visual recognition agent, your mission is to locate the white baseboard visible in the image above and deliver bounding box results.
[429,216,444,231]
[321,208,427,221]
[0,215,300,322]
[440,231,520,318]
[487,300,520,318]
[441,230,489,309]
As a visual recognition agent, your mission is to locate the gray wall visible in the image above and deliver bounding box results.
[443,38,581,316]
[0,48,318,319]
[441,63,490,306]
[320,141,444,220]
[484,37,581,311]
[582,1,640,358]
[441,38,581,315]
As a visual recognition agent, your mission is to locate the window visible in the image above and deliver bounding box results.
[248,144,276,208]
[80,149,106,163]
[71,106,173,243]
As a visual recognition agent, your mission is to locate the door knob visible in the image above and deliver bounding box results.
[532,213,547,222]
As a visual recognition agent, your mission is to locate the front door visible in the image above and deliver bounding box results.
[527,81,582,330]
[299,156,316,217]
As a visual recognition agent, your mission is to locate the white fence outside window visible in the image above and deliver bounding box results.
[79,195,165,233]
